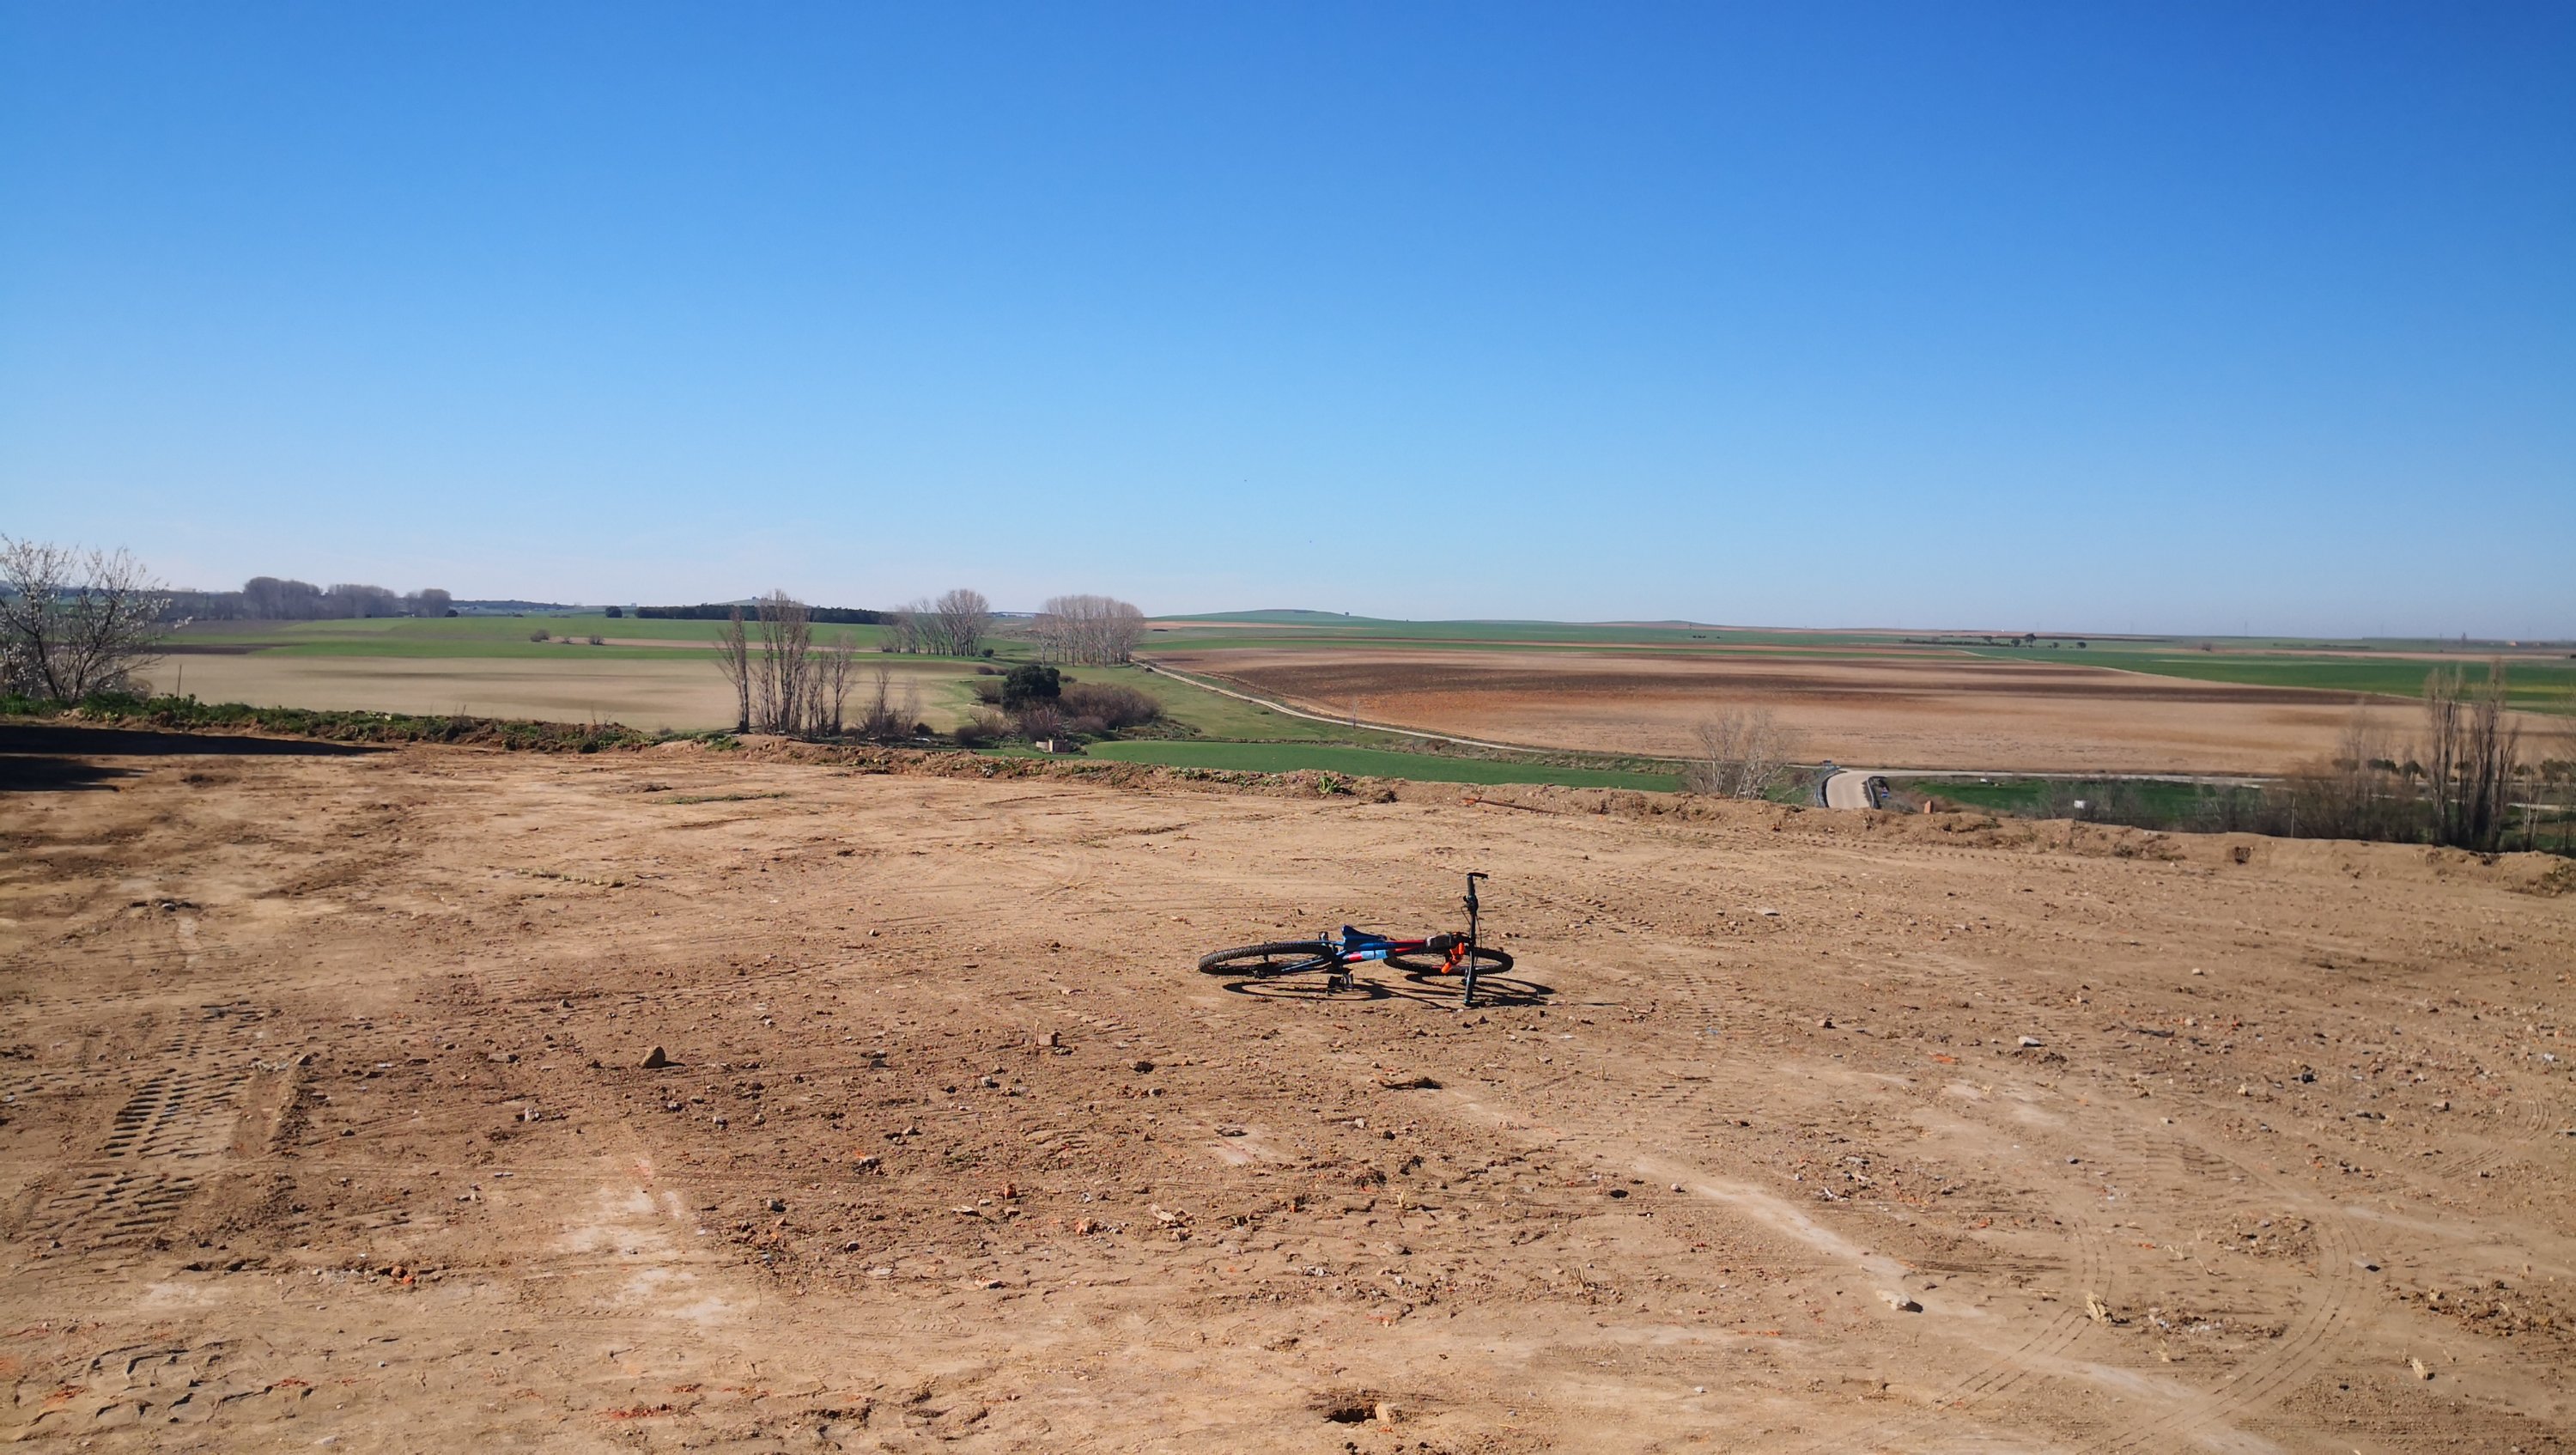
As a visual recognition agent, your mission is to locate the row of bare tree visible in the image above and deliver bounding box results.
[0,536,171,701]
[2421,663,2522,850]
[2294,663,2530,850]
[1034,594,1145,665]
[884,588,991,656]
[711,593,927,738]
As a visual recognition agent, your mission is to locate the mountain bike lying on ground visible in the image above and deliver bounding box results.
[1196,872,1513,1007]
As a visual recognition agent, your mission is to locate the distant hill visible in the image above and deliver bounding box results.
[452,600,584,615]
[1153,610,1728,630]
[1157,609,1383,624]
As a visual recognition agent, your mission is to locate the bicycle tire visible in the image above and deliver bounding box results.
[1384,945,1514,976]
[1197,941,1338,977]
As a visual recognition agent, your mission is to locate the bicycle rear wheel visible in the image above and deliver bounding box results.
[1197,941,1338,977]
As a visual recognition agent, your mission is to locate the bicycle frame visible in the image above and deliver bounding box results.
[1315,871,1492,1006]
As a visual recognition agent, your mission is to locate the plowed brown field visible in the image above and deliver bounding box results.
[1149,648,2451,774]
[3,726,2573,1452]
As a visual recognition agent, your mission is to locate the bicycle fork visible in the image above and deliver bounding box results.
[1461,871,1487,1008]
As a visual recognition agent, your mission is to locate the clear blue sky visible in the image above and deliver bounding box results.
[3,3,2570,636]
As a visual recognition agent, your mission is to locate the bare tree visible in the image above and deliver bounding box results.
[851,666,922,740]
[709,593,885,735]
[714,606,753,732]
[2305,700,2399,841]
[930,587,991,657]
[749,591,815,734]
[1036,594,1145,665]
[1680,709,1789,799]
[814,634,860,734]
[2542,720,2576,855]
[2422,667,2460,841]
[898,672,922,736]
[854,667,895,738]
[885,599,928,654]
[2422,661,2521,851]
[0,537,172,702]
[2454,661,2520,851]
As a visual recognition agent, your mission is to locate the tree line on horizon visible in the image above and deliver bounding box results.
[160,577,456,620]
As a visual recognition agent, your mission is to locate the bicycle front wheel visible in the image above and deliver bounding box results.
[1197,941,1338,977]
[1385,945,1514,976]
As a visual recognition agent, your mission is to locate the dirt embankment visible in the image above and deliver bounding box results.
[3,731,2573,1452]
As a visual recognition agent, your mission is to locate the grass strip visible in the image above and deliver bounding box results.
[1080,740,1680,790]
[7,691,662,752]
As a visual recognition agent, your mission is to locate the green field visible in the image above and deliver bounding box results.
[1901,776,2242,818]
[1076,740,1681,790]
[1968,644,2576,712]
[1147,614,1920,654]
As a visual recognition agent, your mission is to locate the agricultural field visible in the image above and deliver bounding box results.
[3,725,2571,1451]
[139,625,1701,793]
[1144,618,2576,776]
[166,612,890,657]
[137,612,2576,784]
[154,615,981,733]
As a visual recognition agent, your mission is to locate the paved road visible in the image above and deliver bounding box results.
[1821,770,1886,810]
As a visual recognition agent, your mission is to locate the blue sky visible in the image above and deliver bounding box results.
[3,3,2569,635]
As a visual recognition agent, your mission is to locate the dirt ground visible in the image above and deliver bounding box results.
[1149,647,2542,775]
[3,727,2573,1452]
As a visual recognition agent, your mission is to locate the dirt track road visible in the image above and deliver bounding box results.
[3,729,2573,1452]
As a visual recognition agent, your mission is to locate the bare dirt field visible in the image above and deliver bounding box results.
[152,655,979,734]
[3,726,2573,1452]
[1149,647,2528,775]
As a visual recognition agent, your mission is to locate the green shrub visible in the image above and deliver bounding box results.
[1001,664,1061,709]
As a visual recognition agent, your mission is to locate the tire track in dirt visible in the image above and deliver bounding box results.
[2075,1115,2366,1455]
[1431,1067,2129,1452]
[12,1002,267,1255]
[1376,957,2135,1452]
[2431,1081,2557,1181]
[1628,928,2136,1447]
